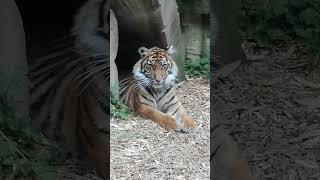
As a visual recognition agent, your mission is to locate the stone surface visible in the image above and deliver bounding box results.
[0,0,29,118]
[182,14,203,62]
[111,0,186,81]
[211,0,246,68]
[110,9,119,98]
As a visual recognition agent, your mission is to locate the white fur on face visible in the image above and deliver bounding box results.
[164,60,178,88]
[132,59,150,85]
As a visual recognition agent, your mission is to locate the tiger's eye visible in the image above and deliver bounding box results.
[145,64,153,70]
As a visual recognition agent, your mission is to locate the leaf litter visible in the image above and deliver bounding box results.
[212,41,320,179]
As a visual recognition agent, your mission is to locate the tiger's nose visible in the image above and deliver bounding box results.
[155,79,161,83]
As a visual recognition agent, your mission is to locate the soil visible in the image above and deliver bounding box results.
[110,78,210,180]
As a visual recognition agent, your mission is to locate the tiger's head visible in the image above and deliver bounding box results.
[133,46,178,89]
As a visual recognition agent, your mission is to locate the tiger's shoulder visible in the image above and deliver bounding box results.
[28,0,110,178]
[72,0,108,55]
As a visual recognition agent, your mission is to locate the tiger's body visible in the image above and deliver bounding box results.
[119,46,196,132]
[28,0,109,178]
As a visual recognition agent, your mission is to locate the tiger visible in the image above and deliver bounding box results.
[119,46,196,132]
[28,0,109,178]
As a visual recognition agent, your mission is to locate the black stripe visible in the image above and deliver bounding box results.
[84,98,97,126]
[145,87,155,99]
[99,98,109,114]
[30,59,65,80]
[31,71,57,92]
[141,57,147,70]
[119,88,127,99]
[164,100,179,112]
[211,124,222,133]
[30,51,72,75]
[80,126,94,147]
[163,95,175,107]
[54,105,64,141]
[30,89,51,112]
[140,102,154,108]
[211,144,221,160]
[31,60,79,92]
[172,106,179,116]
[140,93,154,104]
[119,80,135,98]
[158,87,172,102]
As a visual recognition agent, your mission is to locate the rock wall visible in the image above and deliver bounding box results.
[110,9,119,98]
[111,0,186,81]
[211,0,246,68]
[0,0,29,118]
[179,0,210,62]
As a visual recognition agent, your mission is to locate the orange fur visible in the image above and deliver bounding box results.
[134,93,177,130]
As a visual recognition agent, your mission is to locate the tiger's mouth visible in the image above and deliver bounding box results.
[152,82,164,89]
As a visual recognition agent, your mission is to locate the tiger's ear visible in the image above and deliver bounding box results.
[167,45,176,55]
[138,47,149,57]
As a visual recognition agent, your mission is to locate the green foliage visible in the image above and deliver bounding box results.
[0,94,58,180]
[177,0,194,9]
[110,85,130,120]
[241,0,320,54]
[184,57,210,79]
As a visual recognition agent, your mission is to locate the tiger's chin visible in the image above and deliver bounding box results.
[151,82,173,90]
[152,84,164,89]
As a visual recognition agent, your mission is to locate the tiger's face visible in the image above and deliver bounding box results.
[133,46,178,89]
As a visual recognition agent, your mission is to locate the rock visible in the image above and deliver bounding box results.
[110,9,119,98]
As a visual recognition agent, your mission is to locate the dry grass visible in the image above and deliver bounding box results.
[110,78,210,180]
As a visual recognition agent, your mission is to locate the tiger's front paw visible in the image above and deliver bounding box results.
[159,114,177,130]
[179,114,196,133]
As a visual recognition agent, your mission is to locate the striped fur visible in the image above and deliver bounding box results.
[211,123,253,180]
[120,46,196,132]
[29,0,109,178]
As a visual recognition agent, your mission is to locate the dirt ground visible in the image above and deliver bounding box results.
[110,78,210,180]
[212,42,320,179]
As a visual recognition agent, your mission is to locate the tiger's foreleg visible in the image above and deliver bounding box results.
[134,98,177,130]
[171,106,196,133]
[78,129,109,179]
